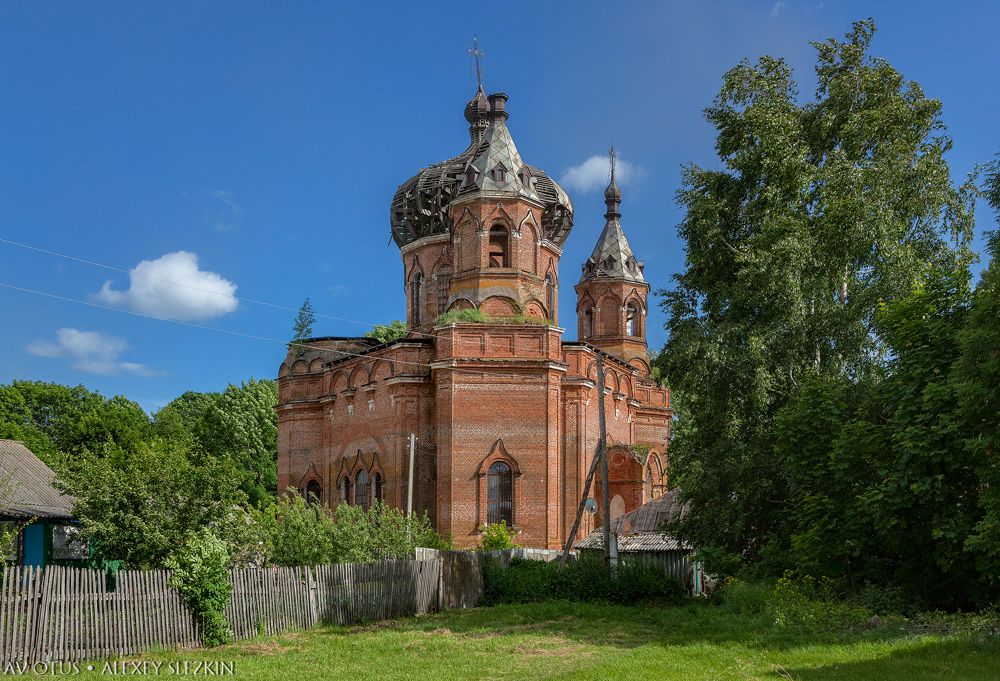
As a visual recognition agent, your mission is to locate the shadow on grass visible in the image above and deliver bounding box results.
[781,638,1000,681]
[316,599,934,653]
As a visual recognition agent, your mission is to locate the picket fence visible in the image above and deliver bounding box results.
[0,559,441,665]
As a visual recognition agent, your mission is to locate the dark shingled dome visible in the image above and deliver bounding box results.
[389,89,574,249]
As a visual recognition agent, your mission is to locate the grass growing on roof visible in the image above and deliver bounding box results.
[435,309,550,326]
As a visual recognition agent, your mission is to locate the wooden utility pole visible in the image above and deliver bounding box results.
[596,352,619,571]
[559,351,619,569]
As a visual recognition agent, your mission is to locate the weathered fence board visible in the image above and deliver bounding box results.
[2,555,447,665]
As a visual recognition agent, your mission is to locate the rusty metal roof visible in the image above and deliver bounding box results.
[575,488,690,552]
[0,439,75,520]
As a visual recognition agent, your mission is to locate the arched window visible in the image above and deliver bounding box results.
[341,477,352,504]
[545,273,556,321]
[487,461,513,526]
[355,470,370,511]
[488,225,509,268]
[626,302,641,337]
[305,480,322,505]
[373,473,383,504]
[644,467,653,500]
[436,267,452,314]
[411,273,423,325]
[583,309,593,338]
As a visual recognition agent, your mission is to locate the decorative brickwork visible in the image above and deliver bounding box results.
[276,87,671,548]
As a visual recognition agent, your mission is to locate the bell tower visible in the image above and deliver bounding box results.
[575,148,651,375]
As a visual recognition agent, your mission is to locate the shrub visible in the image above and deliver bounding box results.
[482,554,686,606]
[259,492,451,566]
[166,530,232,647]
[479,522,519,551]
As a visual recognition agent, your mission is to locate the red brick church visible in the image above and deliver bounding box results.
[276,83,672,549]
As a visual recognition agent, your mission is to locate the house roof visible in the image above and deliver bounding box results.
[575,488,691,552]
[0,439,75,520]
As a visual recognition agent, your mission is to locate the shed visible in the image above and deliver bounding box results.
[576,488,704,594]
[0,439,86,566]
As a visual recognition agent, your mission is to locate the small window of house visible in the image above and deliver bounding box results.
[51,524,88,561]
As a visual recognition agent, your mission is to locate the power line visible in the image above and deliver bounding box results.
[0,282,579,380]
[0,236,458,345]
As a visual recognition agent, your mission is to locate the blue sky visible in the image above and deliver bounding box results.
[1,1,997,412]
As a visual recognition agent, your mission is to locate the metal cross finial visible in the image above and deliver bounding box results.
[469,36,485,90]
[609,145,617,183]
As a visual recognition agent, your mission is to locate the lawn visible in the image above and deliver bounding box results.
[71,600,1000,680]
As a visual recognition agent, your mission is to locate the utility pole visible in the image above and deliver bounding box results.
[406,433,416,517]
[596,352,619,572]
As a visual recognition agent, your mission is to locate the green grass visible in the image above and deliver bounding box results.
[435,309,550,326]
[73,600,1000,680]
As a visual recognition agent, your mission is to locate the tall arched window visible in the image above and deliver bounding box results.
[583,308,593,338]
[305,480,322,505]
[373,473,383,504]
[341,477,352,504]
[545,273,555,321]
[487,461,513,526]
[355,470,370,511]
[488,225,509,268]
[411,273,423,325]
[436,268,452,314]
[626,302,641,337]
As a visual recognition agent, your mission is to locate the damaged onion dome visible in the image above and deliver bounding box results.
[390,87,574,248]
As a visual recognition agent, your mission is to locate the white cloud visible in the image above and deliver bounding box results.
[94,251,238,321]
[770,1,786,16]
[561,155,647,194]
[27,328,161,377]
[206,190,241,231]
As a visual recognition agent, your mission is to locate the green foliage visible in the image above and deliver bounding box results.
[658,19,977,601]
[482,555,686,606]
[290,298,316,346]
[435,309,490,325]
[194,379,278,508]
[0,381,152,467]
[152,391,220,446]
[56,440,247,569]
[960,166,1000,590]
[435,309,548,326]
[259,492,450,566]
[165,529,233,647]
[364,320,408,344]
[478,522,519,551]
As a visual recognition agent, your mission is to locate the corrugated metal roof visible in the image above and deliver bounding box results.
[576,530,691,552]
[575,488,691,552]
[0,440,75,520]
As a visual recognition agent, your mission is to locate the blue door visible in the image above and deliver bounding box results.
[22,523,46,567]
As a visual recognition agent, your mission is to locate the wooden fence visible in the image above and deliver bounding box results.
[0,565,198,664]
[1,558,442,665]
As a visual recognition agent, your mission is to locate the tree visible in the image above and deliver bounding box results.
[195,379,278,508]
[958,156,1000,594]
[290,298,316,346]
[152,390,221,445]
[0,381,152,468]
[365,320,407,344]
[56,440,247,569]
[658,20,974,575]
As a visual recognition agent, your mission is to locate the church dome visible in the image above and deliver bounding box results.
[389,90,574,249]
